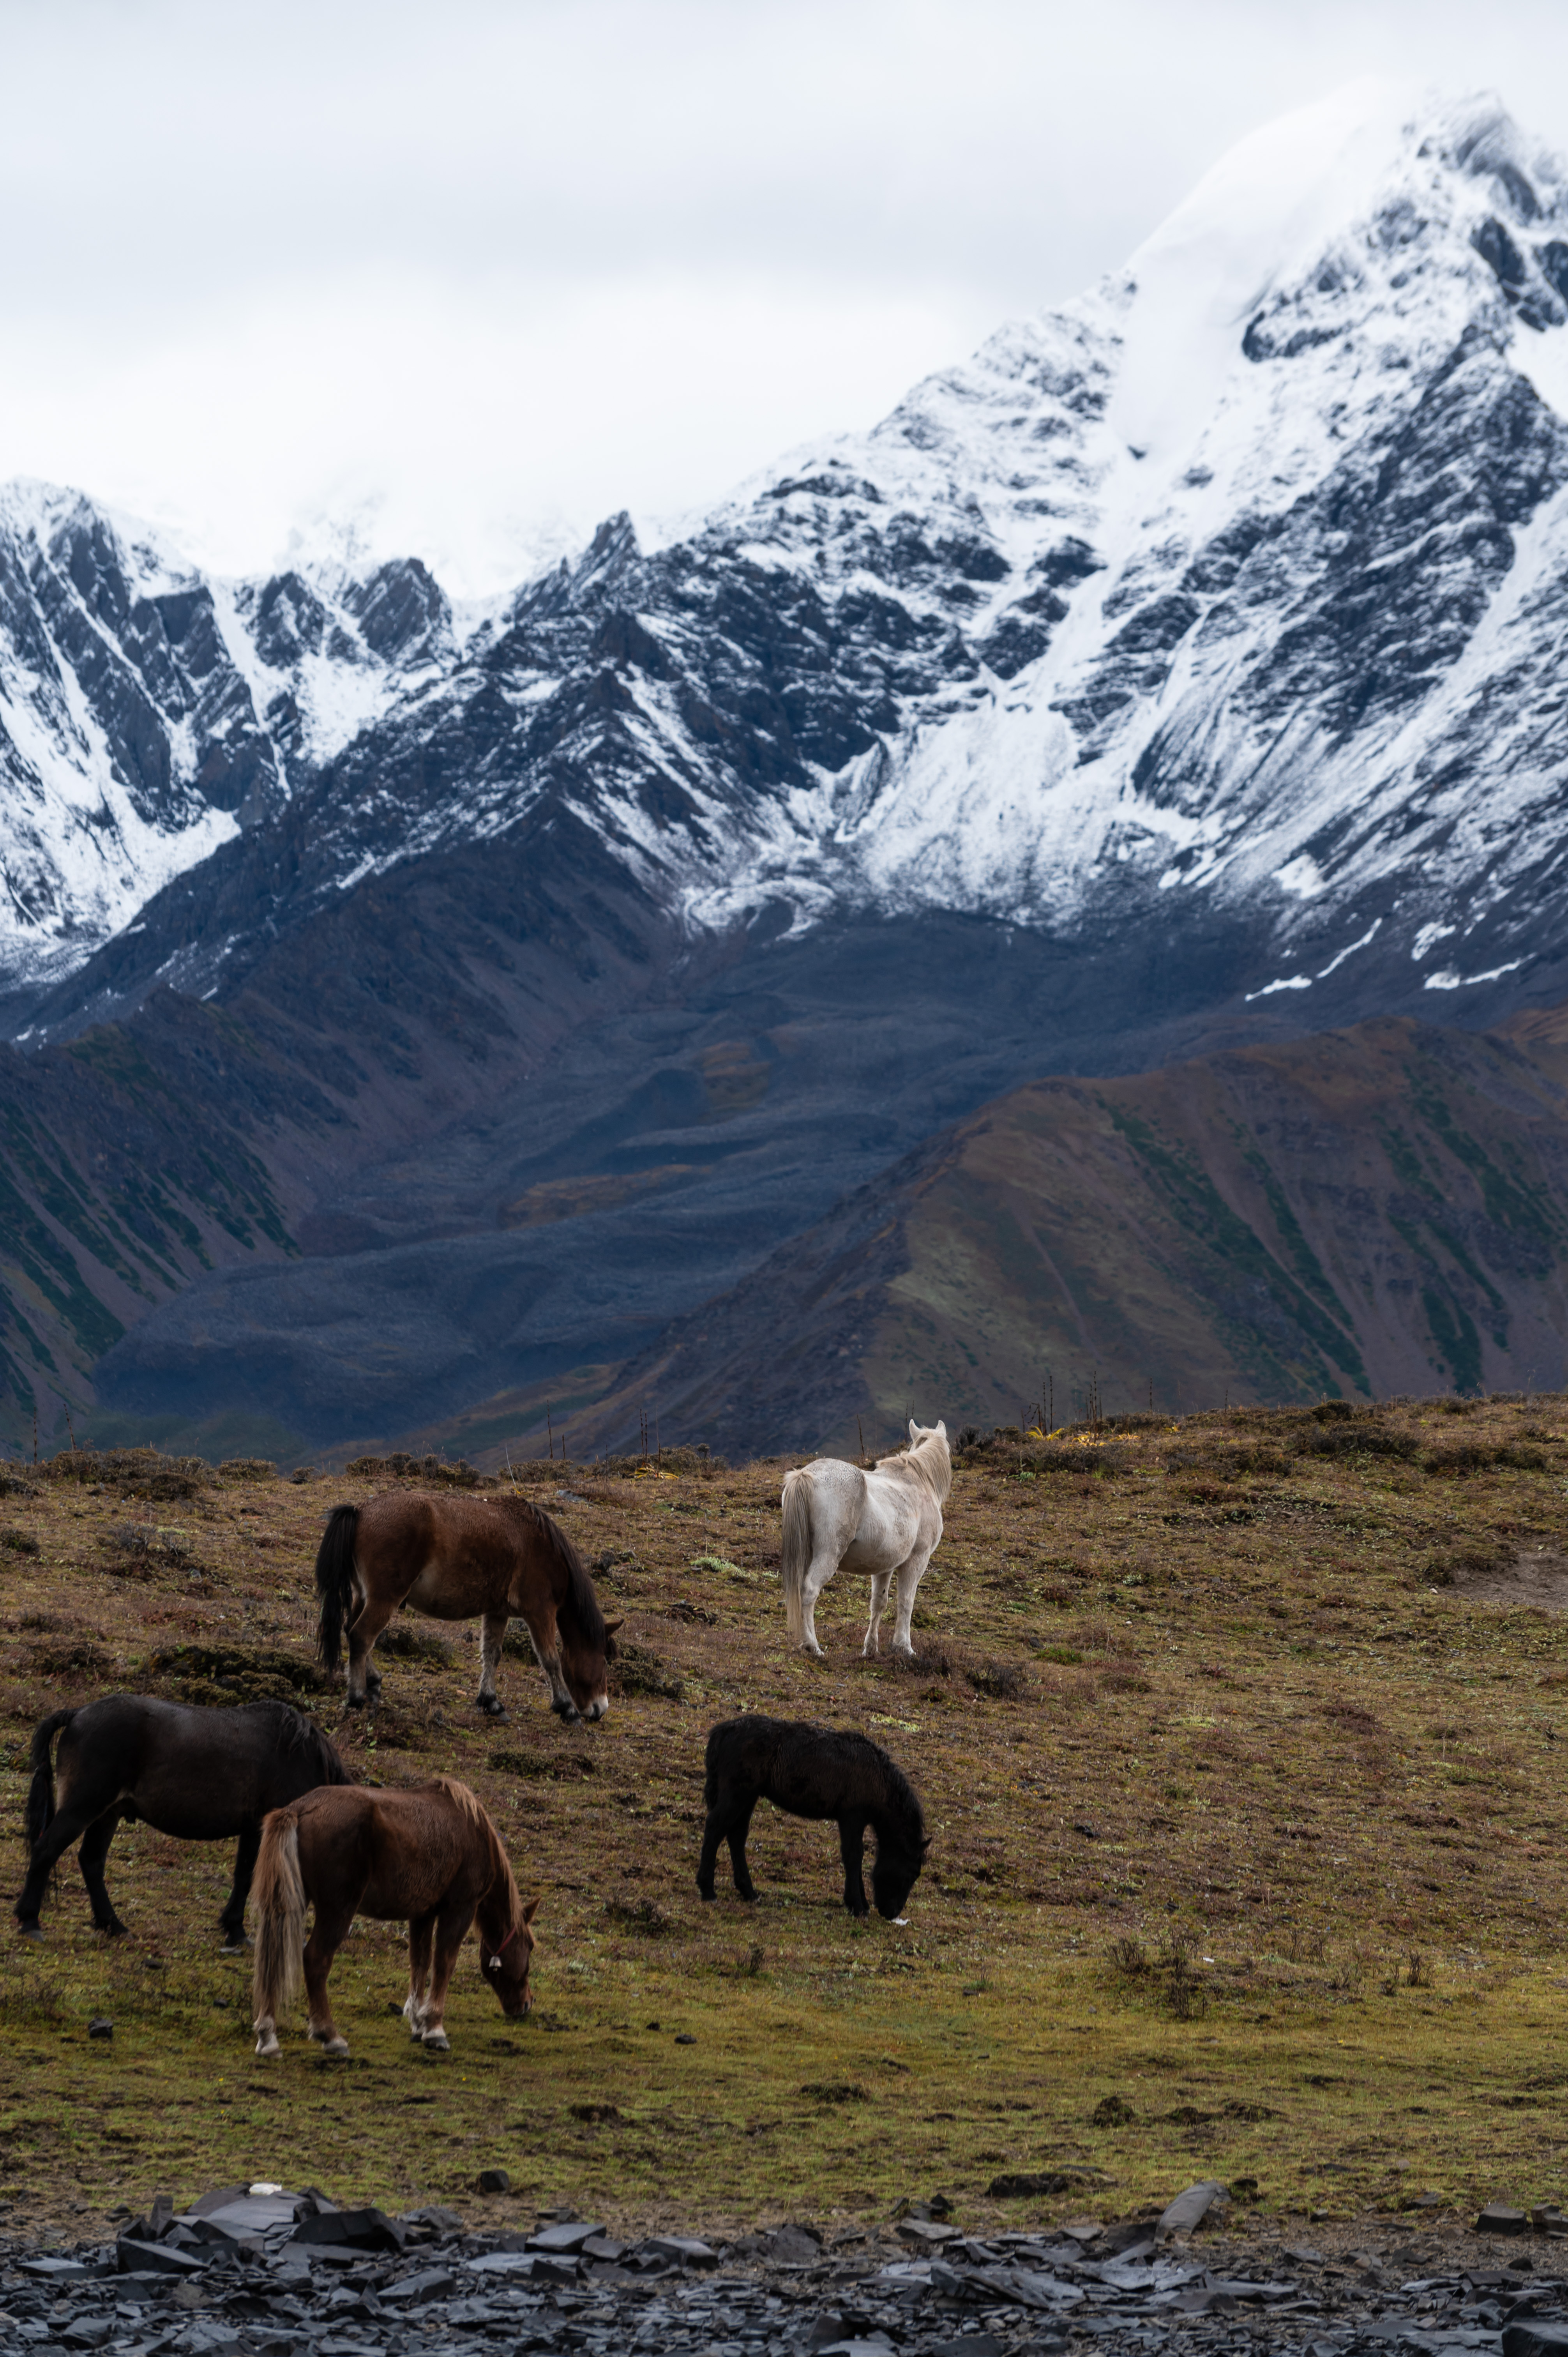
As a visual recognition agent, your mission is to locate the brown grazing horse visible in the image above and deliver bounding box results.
[314,1491,619,1721]
[251,1774,538,2058]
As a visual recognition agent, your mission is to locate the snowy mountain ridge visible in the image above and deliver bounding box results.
[8,83,1568,1028]
[0,478,452,992]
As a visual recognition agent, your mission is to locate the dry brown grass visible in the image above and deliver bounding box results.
[3,1399,1568,2239]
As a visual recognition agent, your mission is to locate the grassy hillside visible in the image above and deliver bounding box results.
[576,1010,1568,1462]
[2,1396,1568,2237]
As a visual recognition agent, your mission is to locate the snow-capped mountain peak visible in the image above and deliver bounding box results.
[9,84,1568,1036]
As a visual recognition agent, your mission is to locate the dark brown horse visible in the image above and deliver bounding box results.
[314,1491,620,1721]
[251,1774,538,2058]
[14,1696,350,1949]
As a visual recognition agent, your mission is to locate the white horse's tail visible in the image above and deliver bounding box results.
[780,1470,814,1643]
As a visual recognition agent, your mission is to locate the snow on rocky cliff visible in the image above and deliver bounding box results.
[9,83,1568,1018]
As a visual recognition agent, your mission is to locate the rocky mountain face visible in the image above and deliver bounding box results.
[0,480,452,1002]
[572,1004,1568,1462]
[7,88,1568,1458]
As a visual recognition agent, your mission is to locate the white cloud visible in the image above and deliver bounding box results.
[4,0,1568,591]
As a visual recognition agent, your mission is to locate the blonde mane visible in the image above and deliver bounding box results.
[878,1421,952,1502]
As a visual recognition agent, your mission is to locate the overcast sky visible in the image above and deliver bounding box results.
[4,0,1568,594]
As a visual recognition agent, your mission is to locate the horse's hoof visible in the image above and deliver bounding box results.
[97,1921,129,1939]
[322,2037,350,2058]
[343,1694,366,1712]
[255,2032,281,2058]
[477,1696,506,1718]
[421,2028,450,2051]
[219,1939,249,1956]
[16,1922,42,1943]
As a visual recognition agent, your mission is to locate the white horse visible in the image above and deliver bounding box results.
[780,1419,951,1659]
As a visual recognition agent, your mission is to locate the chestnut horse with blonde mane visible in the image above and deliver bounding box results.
[314,1491,619,1722]
[251,1775,538,2057]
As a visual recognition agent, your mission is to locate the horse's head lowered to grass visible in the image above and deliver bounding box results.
[871,1775,931,1921]
[546,1514,621,1722]
[481,1893,541,2017]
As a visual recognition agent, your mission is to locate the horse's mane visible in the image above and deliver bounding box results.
[258,1699,352,1786]
[501,1497,606,1645]
[878,1424,950,1501]
[870,1741,927,1857]
[431,1774,525,1936]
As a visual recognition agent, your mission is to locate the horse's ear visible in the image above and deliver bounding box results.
[523,1896,541,1924]
[908,1417,918,1440]
[603,1617,624,1636]
[921,1838,933,1857]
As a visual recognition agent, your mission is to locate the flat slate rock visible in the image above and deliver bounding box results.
[1156,2179,1228,2238]
[114,2238,204,2276]
[292,2205,404,2251]
[526,2220,603,2252]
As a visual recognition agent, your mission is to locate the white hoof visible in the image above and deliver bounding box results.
[421,2027,450,2051]
[254,2030,281,2058]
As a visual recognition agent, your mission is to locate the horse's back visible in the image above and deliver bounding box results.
[841,1458,934,1565]
[61,1696,340,1837]
[793,1458,868,1552]
[706,1713,889,1818]
[359,1489,526,1614]
[292,1776,489,1920]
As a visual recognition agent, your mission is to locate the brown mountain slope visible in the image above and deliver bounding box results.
[574,1009,1568,1459]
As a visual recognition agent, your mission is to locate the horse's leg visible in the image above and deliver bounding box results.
[862,1571,892,1659]
[697,1790,758,1901]
[726,1797,759,1901]
[838,1815,870,1917]
[15,1794,117,1935]
[404,1910,436,2035]
[890,1545,934,1658]
[220,1824,260,1952]
[304,1897,356,2057]
[417,1901,476,2050]
[518,1606,582,1723]
[800,1549,841,1659]
[76,1808,128,1937]
[344,1594,398,1710]
[696,1802,725,1900]
[477,1608,510,1718]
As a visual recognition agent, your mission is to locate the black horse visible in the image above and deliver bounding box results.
[15,1696,351,1948]
[697,1714,929,1919]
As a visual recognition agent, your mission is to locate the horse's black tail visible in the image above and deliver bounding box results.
[314,1505,360,1675]
[703,1722,724,1812]
[24,1709,76,1852]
